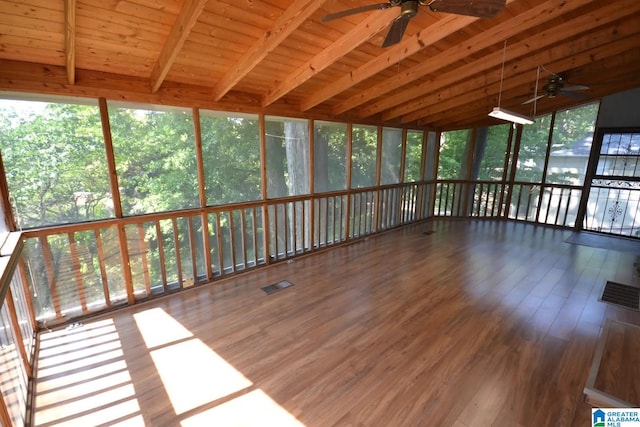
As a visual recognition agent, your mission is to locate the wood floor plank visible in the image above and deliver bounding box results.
[32,220,640,426]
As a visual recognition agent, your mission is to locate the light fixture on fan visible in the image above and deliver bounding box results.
[488,40,534,125]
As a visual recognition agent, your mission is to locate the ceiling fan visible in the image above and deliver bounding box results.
[321,0,506,48]
[522,72,590,105]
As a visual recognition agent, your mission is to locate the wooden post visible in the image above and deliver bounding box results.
[535,111,556,223]
[192,108,213,281]
[98,99,134,305]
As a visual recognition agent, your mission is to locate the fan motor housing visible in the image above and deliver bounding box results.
[401,0,419,17]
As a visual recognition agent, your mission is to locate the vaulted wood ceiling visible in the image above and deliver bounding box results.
[0,0,639,130]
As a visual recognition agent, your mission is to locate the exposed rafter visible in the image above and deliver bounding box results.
[212,0,327,101]
[149,0,209,93]
[408,33,640,126]
[64,0,76,85]
[0,0,639,130]
[300,13,480,112]
[333,0,599,116]
[262,7,397,107]
[381,0,640,122]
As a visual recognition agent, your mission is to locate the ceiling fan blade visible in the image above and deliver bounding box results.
[558,90,589,100]
[321,3,391,22]
[382,15,411,47]
[522,94,545,105]
[427,0,506,18]
[561,84,590,92]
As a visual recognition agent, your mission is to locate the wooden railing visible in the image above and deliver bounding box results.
[18,183,434,326]
[12,179,588,332]
[1,232,35,427]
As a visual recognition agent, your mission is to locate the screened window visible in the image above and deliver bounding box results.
[546,102,599,185]
[200,110,261,205]
[380,127,403,185]
[314,121,347,193]
[108,102,199,215]
[424,131,438,181]
[0,95,113,228]
[476,124,511,181]
[351,125,378,188]
[514,114,552,183]
[404,130,423,182]
[265,116,310,198]
[438,130,470,180]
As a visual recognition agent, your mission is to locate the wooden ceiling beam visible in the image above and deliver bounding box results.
[211,0,328,101]
[262,7,397,107]
[418,47,640,128]
[64,0,76,85]
[299,13,480,111]
[411,36,640,125]
[402,34,640,124]
[333,0,599,116]
[149,0,209,93]
[388,9,640,122]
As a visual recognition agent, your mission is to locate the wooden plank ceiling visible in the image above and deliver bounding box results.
[0,0,639,130]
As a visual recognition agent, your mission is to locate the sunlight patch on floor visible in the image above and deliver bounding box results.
[36,359,128,393]
[180,389,305,427]
[33,319,142,427]
[133,307,193,348]
[34,383,138,425]
[148,338,253,415]
[135,307,305,425]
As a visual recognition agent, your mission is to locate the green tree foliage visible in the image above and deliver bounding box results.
[200,112,261,205]
[404,130,423,182]
[108,105,199,215]
[314,122,347,192]
[0,101,112,228]
[476,124,511,181]
[351,125,378,188]
[438,130,470,179]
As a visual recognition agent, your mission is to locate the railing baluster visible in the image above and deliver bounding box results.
[172,218,183,287]
[515,184,523,219]
[136,223,152,296]
[39,236,61,319]
[324,197,330,245]
[562,189,572,226]
[252,207,259,267]
[155,221,168,291]
[214,213,223,273]
[201,213,213,281]
[67,232,88,313]
[525,185,534,222]
[228,211,237,272]
[491,184,499,216]
[272,205,279,259]
[93,229,111,307]
[554,188,564,225]
[187,216,198,281]
[241,209,248,269]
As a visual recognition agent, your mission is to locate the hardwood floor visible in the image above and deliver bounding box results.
[31,220,640,426]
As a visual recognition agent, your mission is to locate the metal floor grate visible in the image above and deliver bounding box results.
[262,280,294,295]
[600,281,640,311]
